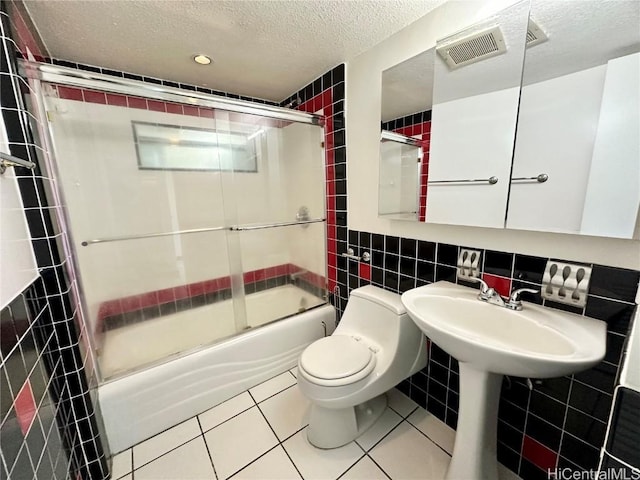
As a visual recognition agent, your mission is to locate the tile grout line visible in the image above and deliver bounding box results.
[404,418,453,459]
[247,389,306,480]
[129,428,202,472]
[366,453,393,480]
[251,378,298,405]
[196,416,219,480]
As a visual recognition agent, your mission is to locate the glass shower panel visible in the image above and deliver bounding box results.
[40,84,234,379]
[239,222,327,327]
[219,113,327,326]
[224,115,326,227]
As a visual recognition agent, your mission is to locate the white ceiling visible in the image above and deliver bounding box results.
[24,0,445,102]
[381,0,640,121]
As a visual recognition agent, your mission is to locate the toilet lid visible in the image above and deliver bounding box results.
[300,335,374,380]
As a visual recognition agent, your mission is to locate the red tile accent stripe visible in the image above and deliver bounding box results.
[52,86,311,134]
[297,89,337,292]
[481,273,512,298]
[7,3,45,59]
[96,263,326,330]
[522,435,558,471]
[15,381,37,435]
[359,263,371,281]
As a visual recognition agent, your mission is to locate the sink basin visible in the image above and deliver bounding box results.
[402,281,606,378]
[401,281,607,480]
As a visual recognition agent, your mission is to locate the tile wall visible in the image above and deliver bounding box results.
[1,2,108,478]
[281,64,346,310]
[600,387,640,474]
[342,230,638,479]
[1,284,70,478]
[97,263,325,333]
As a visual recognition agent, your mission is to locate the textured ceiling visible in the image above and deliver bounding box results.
[25,0,445,102]
[381,0,640,121]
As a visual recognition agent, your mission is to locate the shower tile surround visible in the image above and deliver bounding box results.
[1,3,109,479]
[96,263,326,332]
[343,230,638,478]
[282,64,347,304]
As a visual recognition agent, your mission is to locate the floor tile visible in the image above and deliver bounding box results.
[133,418,201,468]
[205,406,278,479]
[356,408,402,451]
[111,449,132,479]
[289,367,298,378]
[387,389,418,418]
[250,372,297,403]
[199,391,254,432]
[283,428,364,480]
[134,437,215,480]
[340,455,388,480]
[230,446,301,479]
[260,385,309,441]
[370,422,450,479]
[407,408,456,454]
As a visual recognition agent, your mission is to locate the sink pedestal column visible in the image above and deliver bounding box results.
[446,363,503,480]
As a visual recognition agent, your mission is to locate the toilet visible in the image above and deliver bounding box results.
[297,285,428,448]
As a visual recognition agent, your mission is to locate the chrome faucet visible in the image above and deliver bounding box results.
[473,279,506,307]
[471,278,538,311]
[504,287,539,310]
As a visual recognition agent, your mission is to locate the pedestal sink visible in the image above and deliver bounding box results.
[401,281,606,480]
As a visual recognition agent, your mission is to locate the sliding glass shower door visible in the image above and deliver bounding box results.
[225,116,327,327]
[32,75,326,381]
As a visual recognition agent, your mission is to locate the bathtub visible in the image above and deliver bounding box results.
[98,286,335,453]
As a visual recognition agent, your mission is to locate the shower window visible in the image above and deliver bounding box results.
[133,121,258,172]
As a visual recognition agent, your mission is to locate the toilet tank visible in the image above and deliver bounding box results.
[336,285,417,346]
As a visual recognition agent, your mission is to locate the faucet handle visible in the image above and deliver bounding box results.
[469,277,491,294]
[506,288,539,310]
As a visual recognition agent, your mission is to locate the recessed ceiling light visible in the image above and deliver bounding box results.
[193,54,212,65]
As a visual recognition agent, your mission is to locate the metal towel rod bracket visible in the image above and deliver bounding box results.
[0,152,36,174]
[342,248,370,262]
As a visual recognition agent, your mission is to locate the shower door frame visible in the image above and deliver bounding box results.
[20,60,329,383]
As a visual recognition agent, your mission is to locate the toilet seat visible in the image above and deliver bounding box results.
[299,335,376,386]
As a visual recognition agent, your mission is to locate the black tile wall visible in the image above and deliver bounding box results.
[1,5,109,479]
[603,388,640,471]
[280,63,346,318]
[381,109,432,131]
[342,229,639,480]
[1,287,70,479]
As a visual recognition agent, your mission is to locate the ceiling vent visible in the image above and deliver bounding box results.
[526,18,549,48]
[436,25,507,70]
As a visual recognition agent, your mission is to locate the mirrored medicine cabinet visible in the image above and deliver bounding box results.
[378,0,640,239]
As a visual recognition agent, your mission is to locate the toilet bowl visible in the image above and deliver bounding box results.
[297,285,427,448]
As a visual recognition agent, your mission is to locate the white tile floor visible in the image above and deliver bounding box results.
[110,368,522,480]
